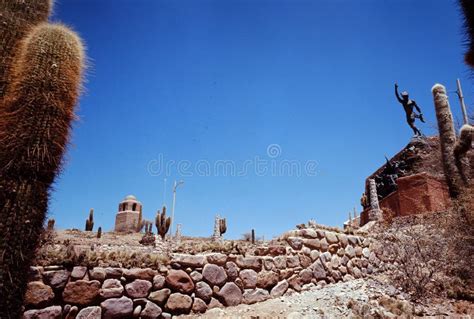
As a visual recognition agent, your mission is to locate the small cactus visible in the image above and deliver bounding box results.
[251,229,255,244]
[97,227,102,239]
[155,206,170,239]
[219,218,227,235]
[46,218,55,231]
[85,208,94,231]
[136,206,144,232]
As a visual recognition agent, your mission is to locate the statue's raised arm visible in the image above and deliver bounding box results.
[395,83,403,103]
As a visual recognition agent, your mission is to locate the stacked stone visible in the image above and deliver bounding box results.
[23,228,381,318]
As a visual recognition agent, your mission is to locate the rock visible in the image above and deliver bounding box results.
[161,312,172,319]
[270,280,289,297]
[262,257,274,271]
[89,267,106,281]
[328,244,339,254]
[165,269,194,294]
[320,251,331,263]
[339,266,347,275]
[303,239,320,250]
[301,247,311,256]
[273,256,286,269]
[343,274,355,282]
[288,274,302,292]
[100,279,124,299]
[165,293,192,314]
[337,234,348,247]
[345,245,356,258]
[65,306,78,319]
[330,255,340,269]
[151,274,165,290]
[101,296,133,319]
[206,253,227,265]
[63,280,101,305]
[267,245,286,256]
[193,281,211,302]
[71,266,88,280]
[310,250,320,261]
[325,231,339,244]
[239,269,257,289]
[192,297,207,313]
[148,288,171,305]
[43,270,70,289]
[123,268,157,281]
[202,264,227,286]
[362,247,370,258]
[286,256,300,268]
[341,255,350,266]
[301,228,318,238]
[28,267,43,282]
[312,260,327,280]
[76,306,101,319]
[331,270,342,282]
[286,237,303,250]
[355,246,363,257]
[299,269,313,284]
[140,301,162,319]
[257,271,279,289]
[348,235,359,246]
[125,279,152,298]
[104,267,123,278]
[242,288,269,304]
[316,229,326,238]
[132,305,142,318]
[337,248,345,257]
[217,282,243,306]
[172,254,207,268]
[278,268,294,280]
[225,261,239,280]
[23,306,62,319]
[320,238,329,251]
[189,271,202,283]
[235,256,262,271]
[24,281,54,307]
[299,254,312,268]
[208,297,224,309]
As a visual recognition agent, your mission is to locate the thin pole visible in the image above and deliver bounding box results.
[163,178,167,207]
[456,78,469,125]
[171,180,184,237]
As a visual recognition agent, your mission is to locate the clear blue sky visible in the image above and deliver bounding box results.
[49,0,473,239]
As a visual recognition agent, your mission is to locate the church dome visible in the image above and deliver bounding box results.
[124,195,137,201]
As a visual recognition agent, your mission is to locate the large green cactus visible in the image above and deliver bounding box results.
[155,206,171,239]
[0,1,84,317]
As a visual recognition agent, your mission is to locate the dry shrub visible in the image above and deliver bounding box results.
[373,189,474,301]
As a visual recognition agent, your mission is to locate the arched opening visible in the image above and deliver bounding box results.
[122,203,127,211]
[132,203,137,211]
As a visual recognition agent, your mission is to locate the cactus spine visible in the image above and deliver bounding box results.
[85,208,94,231]
[0,1,84,316]
[431,84,462,198]
[155,206,170,239]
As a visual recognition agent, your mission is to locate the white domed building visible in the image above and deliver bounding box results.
[114,195,142,232]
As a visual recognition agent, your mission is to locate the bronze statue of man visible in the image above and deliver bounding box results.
[394,83,425,137]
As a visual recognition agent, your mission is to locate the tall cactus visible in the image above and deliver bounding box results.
[219,218,227,236]
[0,0,85,316]
[155,206,170,239]
[85,208,94,231]
[431,84,462,198]
[454,124,473,184]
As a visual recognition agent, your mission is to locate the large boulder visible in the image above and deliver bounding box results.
[100,296,133,319]
[312,260,327,280]
[202,264,227,286]
[23,306,62,319]
[43,270,70,289]
[89,267,107,281]
[125,279,152,298]
[195,281,212,303]
[286,237,303,250]
[242,288,269,304]
[172,254,206,268]
[256,271,279,289]
[71,266,88,280]
[148,288,171,305]
[140,301,162,319]
[76,306,102,319]
[24,281,54,307]
[270,280,289,298]
[235,256,262,271]
[239,269,257,289]
[192,297,207,313]
[224,261,239,280]
[63,280,101,305]
[325,232,339,244]
[100,279,124,299]
[123,268,157,281]
[165,269,194,294]
[164,293,192,314]
[206,253,227,265]
[216,282,242,306]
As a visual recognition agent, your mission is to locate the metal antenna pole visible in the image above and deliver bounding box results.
[171,180,184,236]
[163,178,167,207]
[456,78,469,125]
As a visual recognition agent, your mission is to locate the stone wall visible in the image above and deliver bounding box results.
[23,228,381,318]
